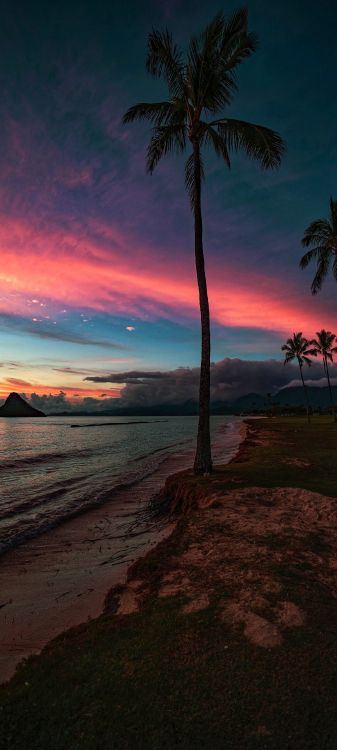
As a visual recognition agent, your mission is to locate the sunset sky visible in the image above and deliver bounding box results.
[0,0,337,404]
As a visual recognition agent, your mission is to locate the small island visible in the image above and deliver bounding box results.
[0,392,46,418]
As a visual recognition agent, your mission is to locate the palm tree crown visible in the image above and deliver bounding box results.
[300,197,337,294]
[281,332,317,367]
[311,329,337,370]
[123,9,285,200]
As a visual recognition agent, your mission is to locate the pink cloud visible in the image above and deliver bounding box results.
[0,213,335,338]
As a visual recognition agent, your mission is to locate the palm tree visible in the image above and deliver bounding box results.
[281,333,317,423]
[311,329,337,421]
[299,197,337,294]
[123,10,285,474]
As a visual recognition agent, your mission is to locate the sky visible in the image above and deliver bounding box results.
[0,0,337,408]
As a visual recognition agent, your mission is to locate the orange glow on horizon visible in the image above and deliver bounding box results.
[0,380,122,402]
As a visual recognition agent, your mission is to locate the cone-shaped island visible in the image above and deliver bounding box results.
[0,392,46,417]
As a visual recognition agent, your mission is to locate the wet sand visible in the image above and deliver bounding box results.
[0,449,190,683]
[0,421,242,683]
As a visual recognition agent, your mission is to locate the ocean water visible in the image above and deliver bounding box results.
[0,415,242,554]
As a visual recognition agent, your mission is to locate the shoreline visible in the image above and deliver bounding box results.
[3,416,337,748]
[0,418,243,684]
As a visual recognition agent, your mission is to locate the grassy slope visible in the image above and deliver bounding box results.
[1,416,337,750]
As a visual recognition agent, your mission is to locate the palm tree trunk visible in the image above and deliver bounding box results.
[298,362,311,424]
[192,140,212,474]
[324,356,336,421]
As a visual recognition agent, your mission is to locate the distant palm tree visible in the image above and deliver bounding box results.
[311,329,337,421]
[300,197,337,294]
[123,10,285,474]
[281,332,317,423]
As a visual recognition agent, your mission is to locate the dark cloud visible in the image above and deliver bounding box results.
[28,391,118,414]
[53,366,97,375]
[85,370,167,383]
[0,314,126,350]
[85,358,337,407]
[10,357,336,414]
[29,392,68,413]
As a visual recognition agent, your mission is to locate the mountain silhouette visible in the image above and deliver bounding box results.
[0,392,46,418]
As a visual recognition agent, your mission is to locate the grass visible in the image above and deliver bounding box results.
[173,415,337,500]
[3,595,337,750]
[1,416,337,750]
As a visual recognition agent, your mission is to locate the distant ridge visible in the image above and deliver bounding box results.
[47,385,337,416]
[0,392,46,418]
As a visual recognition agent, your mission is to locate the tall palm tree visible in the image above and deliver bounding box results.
[311,329,337,421]
[281,333,317,423]
[300,197,337,294]
[123,10,285,474]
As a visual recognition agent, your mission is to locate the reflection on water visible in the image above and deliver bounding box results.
[0,415,241,553]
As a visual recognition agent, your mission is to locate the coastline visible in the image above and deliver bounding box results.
[0,418,243,683]
[3,416,337,748]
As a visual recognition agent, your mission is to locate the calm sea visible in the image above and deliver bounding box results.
[0,415,242,554]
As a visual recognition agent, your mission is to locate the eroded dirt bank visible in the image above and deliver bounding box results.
[107,420,337,652]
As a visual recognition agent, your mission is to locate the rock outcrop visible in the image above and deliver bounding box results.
[0,392,46,417]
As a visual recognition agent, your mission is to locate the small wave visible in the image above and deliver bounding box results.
[0,447,93,472]
[0,480,82,520]
[0,417,244,557]
[0,445,184,555]
[134,439,191,462]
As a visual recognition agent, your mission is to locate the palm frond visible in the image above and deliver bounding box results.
[187,17,236,112]
[122,101,175,126]
[202,125,230,167]
[282,333,315,367]
[312,330,337,362]
[282,352,295,365]
[300,199,337,294]
[219,8,258,73]
[146,124,186,174]
[329,196,337,232]
[301,219,332,248]
[332,255,337,283]
[146,29,185,99]
[212,118,285,169]
[190,10,225,80]
[187,9,257,114]
[194,69,237,113]
[202,10,226,53]
[310,252,331,295]
[304,348,318,358]
[316,329,336,346]
[299,247,323,269]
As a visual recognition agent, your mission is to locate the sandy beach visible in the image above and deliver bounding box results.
[0,447,191,683]
[0,420,241,683]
